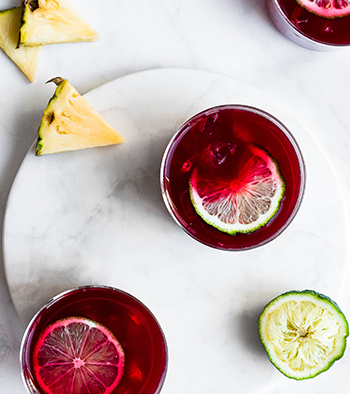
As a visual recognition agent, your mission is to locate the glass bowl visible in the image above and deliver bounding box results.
[20,285,168,394]
[160,104,305,251]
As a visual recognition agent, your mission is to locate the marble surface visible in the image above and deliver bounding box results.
[1,1,350,394]
[3,68,349,393]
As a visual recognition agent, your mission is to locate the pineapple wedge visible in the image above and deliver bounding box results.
[36,77,125,156]
[19,0,99,46]
[0,7,42,82]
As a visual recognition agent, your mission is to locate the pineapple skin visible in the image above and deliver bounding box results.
[36,79,125,156]
[19,0,99,46]
[0,7,42,82]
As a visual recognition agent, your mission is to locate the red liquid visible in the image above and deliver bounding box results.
[278,0,350,45]
[21,286,168,394]
[161,105,305,250]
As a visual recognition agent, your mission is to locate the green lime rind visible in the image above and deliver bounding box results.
[189,144,286,235]
[189,181,285,235]
[259,290,349,380]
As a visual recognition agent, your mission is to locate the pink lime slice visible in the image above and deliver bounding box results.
[189,144,285,235]
[33,317,125,394]
[296,0,350,19]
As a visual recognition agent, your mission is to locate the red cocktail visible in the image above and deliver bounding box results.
[267,0,350,49]
[160,105,305,251]
[20,286,168,394]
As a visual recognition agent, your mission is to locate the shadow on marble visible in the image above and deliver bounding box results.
[235,303,268,356]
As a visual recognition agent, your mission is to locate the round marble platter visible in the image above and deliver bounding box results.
[3,69,349,394]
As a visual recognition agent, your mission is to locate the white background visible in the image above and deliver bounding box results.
[1,1,350,393]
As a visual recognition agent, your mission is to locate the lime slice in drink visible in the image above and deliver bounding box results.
[259,290,349,380]
[296,0,350,19]
[189,143,285,235]
[33,317,125,394]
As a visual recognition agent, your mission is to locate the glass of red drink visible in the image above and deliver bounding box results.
[160,104,305,251]
[20,285,168,394]
[266,0,350,50]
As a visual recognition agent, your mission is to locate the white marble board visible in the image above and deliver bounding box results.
[2,69,349,394]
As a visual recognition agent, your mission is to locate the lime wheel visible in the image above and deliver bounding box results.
[189,144,285,235]
[33,317,125,394]
[296,0,350,19]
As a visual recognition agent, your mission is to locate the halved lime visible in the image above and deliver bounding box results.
[296,0,350,19]
[189,144,285,235]
[33,317,125,394]
[259,290,349,380]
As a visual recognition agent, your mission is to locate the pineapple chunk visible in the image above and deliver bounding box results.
[0,7,42,82]
[19,0,99,46]
[36,77,125,155]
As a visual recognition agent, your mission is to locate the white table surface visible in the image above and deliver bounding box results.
[1,1,350,393]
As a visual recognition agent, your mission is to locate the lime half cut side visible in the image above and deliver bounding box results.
[259,290,349,380]
[189,144,286,235]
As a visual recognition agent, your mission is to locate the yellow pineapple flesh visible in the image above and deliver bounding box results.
[36,78,125,155]
[0,7,42,82]
[19,0,99,46]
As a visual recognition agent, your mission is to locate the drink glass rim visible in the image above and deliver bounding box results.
[20,284,168,394]
[160,104,306,251]
[267,0,350,50]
